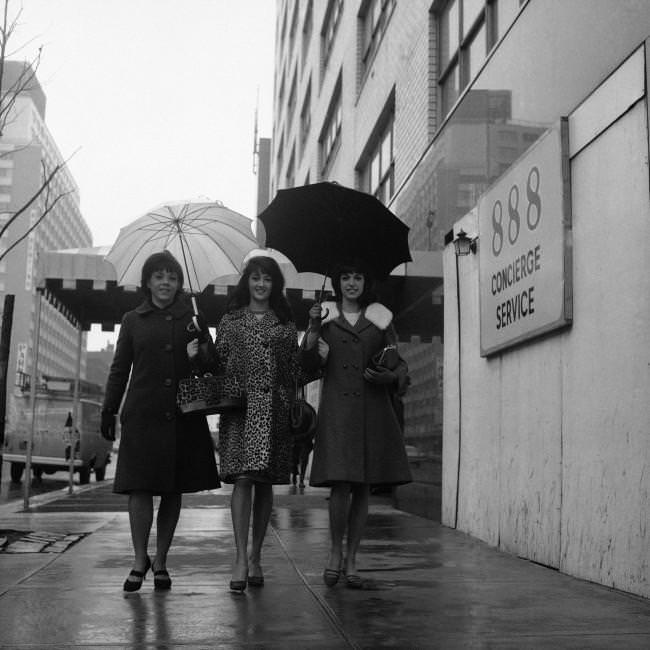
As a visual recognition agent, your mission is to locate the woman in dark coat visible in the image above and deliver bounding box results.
[101,251,219,592]
[306,261,411,589]
[214,256,315,593]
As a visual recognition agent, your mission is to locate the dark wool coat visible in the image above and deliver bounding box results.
[309,302,412,488]
[103,297,220,494]
[215,308,305,484]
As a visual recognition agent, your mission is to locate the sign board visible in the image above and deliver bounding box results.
[478,119,572,356]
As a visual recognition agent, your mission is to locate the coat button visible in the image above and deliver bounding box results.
[343,364,348,369]
[164,344,172,352]
[164,378,172,387]
[165,411,173,420]
[165,315,172,321]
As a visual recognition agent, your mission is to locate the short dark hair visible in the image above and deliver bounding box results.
[140,251,184,299]
[331,260,376,307]
[227,255,293,323]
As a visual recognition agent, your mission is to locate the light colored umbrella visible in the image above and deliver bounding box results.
[105,200,258,293]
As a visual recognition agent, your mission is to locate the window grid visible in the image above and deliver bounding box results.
[322,0,344,72]
[319,80,342,177]
[360,0,395,78]
[437,0,523,119]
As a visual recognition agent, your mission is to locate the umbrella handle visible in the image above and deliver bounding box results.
[187,295,202,334]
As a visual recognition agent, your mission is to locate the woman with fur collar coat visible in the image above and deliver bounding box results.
[305,262,411,589]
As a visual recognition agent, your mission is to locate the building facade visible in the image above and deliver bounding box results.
[269,0,525,518]
[0,62,92,432]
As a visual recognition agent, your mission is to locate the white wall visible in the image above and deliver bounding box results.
[443,44,650,596]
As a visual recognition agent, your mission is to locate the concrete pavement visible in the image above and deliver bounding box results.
[2,482,650,649]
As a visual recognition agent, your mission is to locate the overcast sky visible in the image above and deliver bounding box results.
[13,0,276,348]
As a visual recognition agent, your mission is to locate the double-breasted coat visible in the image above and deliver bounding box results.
[215,308,308,484]
[103,297,220,494]
[309,301,412,487]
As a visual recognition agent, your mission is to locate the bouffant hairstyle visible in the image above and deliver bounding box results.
[227,255,294,324]
[331,259,376,307]
[140,251,185,300]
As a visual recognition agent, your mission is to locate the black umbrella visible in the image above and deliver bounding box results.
[257,182,411,284]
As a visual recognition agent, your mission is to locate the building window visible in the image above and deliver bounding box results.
[358,97,394,203]
[322,0,344,71]
[300,80,312,153]
[287,70,297,132]
[286,147,295,188]
[319,75,342,176]
[436,0,522,119]
[289,2,299,54]
[276,131,284,172]
[359,0,395,79]
[302,0,313,70]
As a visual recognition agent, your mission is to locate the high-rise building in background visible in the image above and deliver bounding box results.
[0,61,92,430]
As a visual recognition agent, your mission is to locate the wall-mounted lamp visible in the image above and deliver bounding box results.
[453,229,477,256]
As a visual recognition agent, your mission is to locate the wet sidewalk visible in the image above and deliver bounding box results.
[1,483,650,649]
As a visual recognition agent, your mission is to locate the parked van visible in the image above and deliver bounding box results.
[3,376,112,484]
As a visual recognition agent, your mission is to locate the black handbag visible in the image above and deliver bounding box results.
[290,379,317,441]
[368,344,400,371]
[177,373,245,416]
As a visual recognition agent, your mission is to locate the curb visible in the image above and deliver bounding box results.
[0,480,108,517]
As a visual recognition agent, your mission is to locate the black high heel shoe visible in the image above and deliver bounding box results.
[229,566,248,593]
[123,556,151,592]
[152,560,172,590]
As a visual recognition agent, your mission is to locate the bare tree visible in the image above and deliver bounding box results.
[0,0,71,263]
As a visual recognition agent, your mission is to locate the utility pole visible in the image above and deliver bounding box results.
[0,293,14,481]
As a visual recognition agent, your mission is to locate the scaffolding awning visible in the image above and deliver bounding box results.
[36,247,443,341]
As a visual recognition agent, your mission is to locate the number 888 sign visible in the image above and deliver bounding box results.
[490,166,542,257]
[478,119,572,357]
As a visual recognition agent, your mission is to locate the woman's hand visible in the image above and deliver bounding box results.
[308,302,322,330]
[187,338,199,360]
[317,337,329,362]
[363,366,397,385]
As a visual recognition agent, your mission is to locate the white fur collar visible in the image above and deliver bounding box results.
[320,301,392,330]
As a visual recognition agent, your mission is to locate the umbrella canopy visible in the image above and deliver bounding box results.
[257,182,412,281]
[105,200,258,292]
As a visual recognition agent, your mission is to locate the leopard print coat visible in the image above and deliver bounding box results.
[215,308,302,484]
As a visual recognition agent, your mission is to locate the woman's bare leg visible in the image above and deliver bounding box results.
[249,482,273,579]
[127,491,153,584]
[327,482,351,572]
[230,478,253,582]
[154,492,182,569]
[345,484,370,576]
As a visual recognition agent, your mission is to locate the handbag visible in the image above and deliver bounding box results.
[290,379,317,441]
[368,344,400,371]
[177,373,245,416]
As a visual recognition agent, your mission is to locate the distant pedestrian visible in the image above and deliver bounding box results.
[291,436,314,489]
[101,251,219,592]
[305,260,411,589]
[213,256,318,593]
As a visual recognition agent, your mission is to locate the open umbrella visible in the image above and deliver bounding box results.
[257,181,412,284]
[105,200,258,329]
[106,200,258,292]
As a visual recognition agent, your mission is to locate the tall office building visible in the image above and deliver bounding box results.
[0,61,92,429]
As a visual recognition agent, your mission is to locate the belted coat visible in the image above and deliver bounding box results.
[309,302,411,487]
[103,297,220,494]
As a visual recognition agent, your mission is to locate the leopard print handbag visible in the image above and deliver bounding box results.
[176,373,246,416]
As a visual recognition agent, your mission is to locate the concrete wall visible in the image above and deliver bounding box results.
[443,43,650,596]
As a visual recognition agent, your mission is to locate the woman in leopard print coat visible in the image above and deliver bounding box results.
[214,256,317,593]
